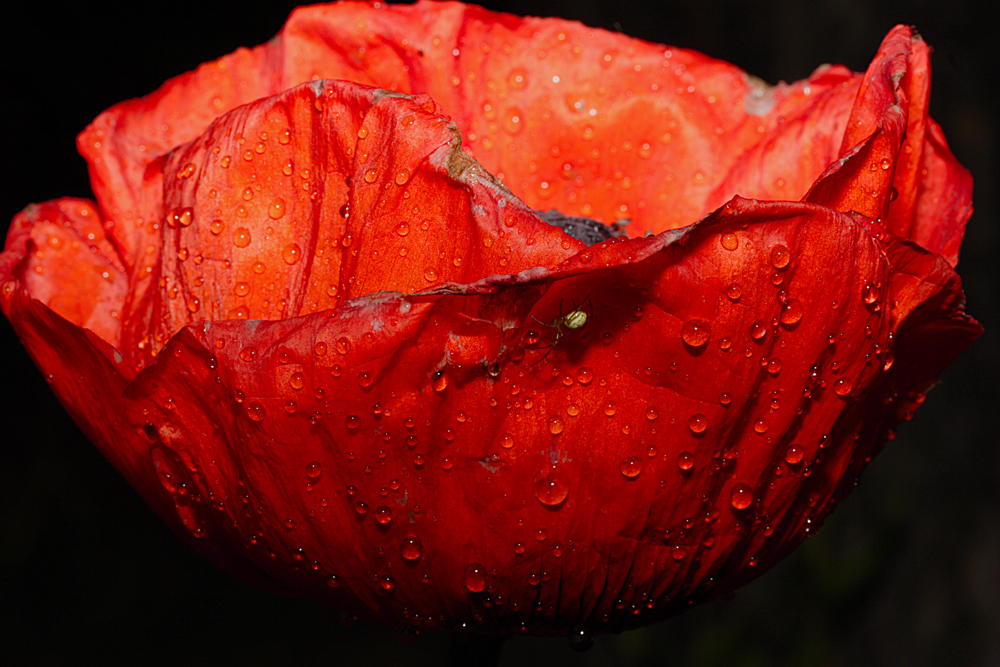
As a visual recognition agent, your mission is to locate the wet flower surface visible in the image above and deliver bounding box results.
[0,0,980,642]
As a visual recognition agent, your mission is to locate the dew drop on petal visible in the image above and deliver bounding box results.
[336,337,351,355]
[577,367,594,385]
[603,401,617,417]
[681,319,711,347]
[688,413,708,434]
[401,536,422,560]
[375,506,393,524]
[753,418,769,434]
[727,283,742,301]
[784,444,804,464]
[210,219,225,235]
[721,232,739,251]
[282,243,301,265]
[233,228,251,248]
[500,433,514,449]
[268,198,286,219]
[380,575,395,591]
[730,483,753,510]
[346,415,361,430]
[533,465,570,506]
[719,392,732,406]
[364,168,378,183]
[548,417,564,435]
[769,244,790,269]
[465,563,487,592]
[750,320,767,340]
[677,451,694,471]
[432,370,448,392]
[305,461,322,478]
[247,401,266,422]
[780,299,804,325]
[619,456,643,478]
[834,377,853,396]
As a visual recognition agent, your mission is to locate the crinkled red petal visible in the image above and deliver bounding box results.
[123,79,581,369]
[117,194,978,632]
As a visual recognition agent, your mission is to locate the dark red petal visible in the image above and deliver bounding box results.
[0,267,292,599]
[116,193,977,633]
[123,80,579,369]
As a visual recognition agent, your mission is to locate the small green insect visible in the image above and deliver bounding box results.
[528,296,592,366]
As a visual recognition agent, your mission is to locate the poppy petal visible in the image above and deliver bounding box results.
[123,79,580,369]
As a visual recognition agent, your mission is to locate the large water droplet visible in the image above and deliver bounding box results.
[688,413,708,434]
[268,198,286,219]
[619,456,642,478]
[533,464,570,506]
[282,243,301,265]
[233,228,252,248]
[730,483,753,510]
[375,505,393,524]
[247,401,266,421]
[677,451,694,471]
[432,370,448,392]
[465,563,487,592]
[784,444,804,464]
[401,536,422,560]
[721,232,739,251]
[780,298,804,325]
[681,319,711,347]
[769,244,790,269]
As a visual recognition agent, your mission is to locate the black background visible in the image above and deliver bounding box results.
[1,1,996,665]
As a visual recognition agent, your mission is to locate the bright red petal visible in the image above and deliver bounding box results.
[121,80,580,369]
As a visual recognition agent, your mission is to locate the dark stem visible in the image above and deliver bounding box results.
[446,633,507,667]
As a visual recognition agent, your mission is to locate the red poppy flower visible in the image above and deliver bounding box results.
[0,0,980,644]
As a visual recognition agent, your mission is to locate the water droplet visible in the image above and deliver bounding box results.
[784,444,804,464]
[603,401,617,417]
[306,461,322,478]
[289,372,305,390]
[336,337,351,355]
[730,483,753,510]
[719,392,732,406]
[465,563,487,592]
[210,219,225,235]
[767,358,782,375]
[533,465,570,506]
[239,347,257,362]
[753,418,769,434]
[357,371,374,388]
[315,341,328,356]
[380,575,396,591]
[646,407,659,421]
[503,106,524,135]
[500,433,514,449]
[432,370,448,392]
[727,283,742,301]
[672,545,687,560]
[364,168,378,183]
[677,451,694,471]
[401,536,422,560]
[548,417,564,435]
[619,456,643,478]
[395,222,409,237]
[439,456,454,470]
[750,320,767,340]
[834,377,853,396]
[346,415,361,430]
[282,243,301,265]
[268,198,286,219]
[233,228,252,248]
[355,500,368,515]
[514,542,526,554]
[769,244,790,269]
[394,168,411,186]
[424,267,438,282]
[780,298,804,325]
[863,283,879,305]
[375,505,393,524]
[688,413,708,434]
[507,68,528,89]
[247,401,266,422]
[681,319,711,347]
[721,232,739,250]
[534,528,548,542]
